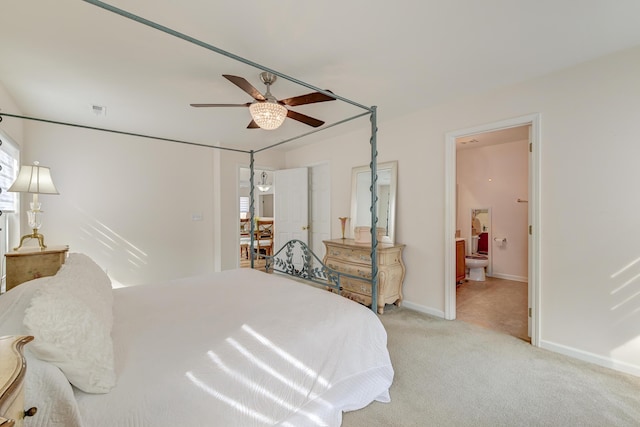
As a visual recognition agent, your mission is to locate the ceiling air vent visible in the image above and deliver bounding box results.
[91,105,106,116]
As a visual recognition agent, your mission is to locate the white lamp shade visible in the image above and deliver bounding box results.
[8,163,59,194]
[249,101,287,130]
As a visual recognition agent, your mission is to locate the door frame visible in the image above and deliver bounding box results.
[307,161,331,260]
[236,164,274,267]
[444,113,541,346]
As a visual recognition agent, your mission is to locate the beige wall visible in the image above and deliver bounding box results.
[285,45,640,375]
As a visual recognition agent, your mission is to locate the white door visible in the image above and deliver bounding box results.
[274,168,309,254]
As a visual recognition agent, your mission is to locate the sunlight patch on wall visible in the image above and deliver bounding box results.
[610,256,640,315]
[73,205,148,269]
[610,335,640,375]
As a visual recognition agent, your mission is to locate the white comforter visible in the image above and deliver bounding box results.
[74,268,393,426]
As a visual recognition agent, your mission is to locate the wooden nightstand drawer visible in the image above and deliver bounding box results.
[0,336,33,427]
[5,246,69,292]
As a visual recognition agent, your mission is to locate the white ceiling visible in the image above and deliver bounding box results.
[1,0,640,152]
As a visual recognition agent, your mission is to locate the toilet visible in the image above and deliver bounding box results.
[466,236,489,281]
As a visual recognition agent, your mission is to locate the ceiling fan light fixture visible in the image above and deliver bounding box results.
[249,101,287,130]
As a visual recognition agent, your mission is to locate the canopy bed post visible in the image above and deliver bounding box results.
[249,150,256,269]
[370,106,379,313]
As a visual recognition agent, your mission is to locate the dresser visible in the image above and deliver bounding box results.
[323,238,405,314]
[0,336,35,427]
[5,246,69,292]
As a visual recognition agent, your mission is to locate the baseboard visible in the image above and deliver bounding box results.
[540,340,640,377]
[488,272,528,283]
[402,300,445,319]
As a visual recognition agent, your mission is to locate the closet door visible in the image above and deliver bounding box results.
[274,168,309,254]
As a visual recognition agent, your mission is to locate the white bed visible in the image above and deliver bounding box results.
[0,253,393,427]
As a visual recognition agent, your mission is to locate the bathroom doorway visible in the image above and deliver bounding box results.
[444,114,540,345]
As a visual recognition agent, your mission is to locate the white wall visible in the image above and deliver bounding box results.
[457,140,529,281]
[285,45,640,376]
[22,122,217,286]
[0,84,24,145]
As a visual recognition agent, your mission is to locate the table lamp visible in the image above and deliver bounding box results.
[8,161,59,250]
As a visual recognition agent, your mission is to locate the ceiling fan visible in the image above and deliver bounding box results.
[190,72,335,130]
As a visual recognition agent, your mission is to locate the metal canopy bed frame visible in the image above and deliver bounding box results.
[0,0,382,312]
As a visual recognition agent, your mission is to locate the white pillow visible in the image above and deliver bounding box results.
[23,253,116,393]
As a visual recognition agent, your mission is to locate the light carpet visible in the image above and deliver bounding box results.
[342,306,640,427]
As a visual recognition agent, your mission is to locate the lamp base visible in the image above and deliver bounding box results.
[14,229,47,251]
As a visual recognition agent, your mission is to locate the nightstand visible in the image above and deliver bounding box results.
[5,246,69,292]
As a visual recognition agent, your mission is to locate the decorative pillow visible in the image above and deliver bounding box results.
[23,253,116,393]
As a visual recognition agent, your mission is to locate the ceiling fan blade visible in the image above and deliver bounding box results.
[279,91,335,107]
[286,110,324,127]
[223,75,266,101]
[190,103,251,107]
[247,120,260,129]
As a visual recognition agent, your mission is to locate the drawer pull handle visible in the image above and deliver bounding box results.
[25,407,38,417]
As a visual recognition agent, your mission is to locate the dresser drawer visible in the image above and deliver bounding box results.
[378,249,403,266]
[325,259,372,280]
[326,246,372,265]
[341,276,372,296]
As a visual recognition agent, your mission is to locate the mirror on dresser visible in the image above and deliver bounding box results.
[350,161,398,244]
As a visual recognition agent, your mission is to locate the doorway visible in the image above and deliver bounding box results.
[456,128,529,341]
[259,194,274,217]
[444,114,540,346]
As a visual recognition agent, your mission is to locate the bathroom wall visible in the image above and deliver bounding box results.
[457,139,529,281]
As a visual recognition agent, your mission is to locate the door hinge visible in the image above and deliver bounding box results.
[529,142,532,152]
[529,225,532,235]
[528,307,532,317]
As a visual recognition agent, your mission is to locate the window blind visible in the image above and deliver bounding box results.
[239,196,250,213]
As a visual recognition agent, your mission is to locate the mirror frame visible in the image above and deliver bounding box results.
[350,160,398,244]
